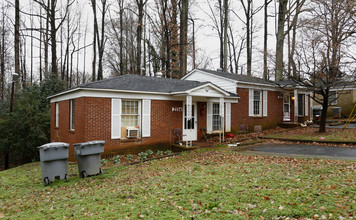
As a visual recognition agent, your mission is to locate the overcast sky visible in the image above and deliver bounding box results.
[15,0,277,81]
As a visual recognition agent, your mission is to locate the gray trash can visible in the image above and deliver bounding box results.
[38,142,69,186]
[332,107,342,118]
[73,140,105,178]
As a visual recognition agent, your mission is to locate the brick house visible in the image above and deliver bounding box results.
[182,69,312,129]
[49,74,238,160]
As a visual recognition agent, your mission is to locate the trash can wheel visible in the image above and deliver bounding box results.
[65,174,68,182]
[81,171,87,178]
[99,168,103,175]
[43,177,50,186]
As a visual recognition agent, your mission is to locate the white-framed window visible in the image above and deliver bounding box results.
[298,94,305,116]
[212,103,220,131]
[111,99,151,139]
[329,91,337,105]
[70,99,75,130]
[122,100,139,127]
[253,90,262,115]
[55,102,59,128]
[249,89,267,117]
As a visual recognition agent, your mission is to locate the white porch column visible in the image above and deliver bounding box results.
[186,95,192,120]
[294,89,298,122]
[219,97,224,142]
[309,92,313,120]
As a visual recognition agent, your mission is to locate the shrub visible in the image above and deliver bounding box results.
[126,154,134,161]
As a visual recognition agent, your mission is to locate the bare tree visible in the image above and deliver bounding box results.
[232,0,263,76]
[288,0,356,132]
[275,0,306,81]
[179,0,188,77]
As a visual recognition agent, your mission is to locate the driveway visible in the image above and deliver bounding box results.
[237,143,356,161]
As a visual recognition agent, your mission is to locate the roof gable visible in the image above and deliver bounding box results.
[184,69,276,87]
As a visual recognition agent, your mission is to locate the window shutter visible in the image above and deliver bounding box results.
[55,102,59,127]
[142,99,151,137]
[111,99,122,139]
[294,90,298,117]
[305,94,309,116]
[207,102,213,133]
[225,103,231,132]
[249,89,253,116]
[263,90,268,117]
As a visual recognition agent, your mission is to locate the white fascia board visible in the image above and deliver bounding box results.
[50,88,176,103]
[184,69,239,84]
[236,82,278,90]
[171,83,230,97]
[181,69,199,80]
[207,97,238,103]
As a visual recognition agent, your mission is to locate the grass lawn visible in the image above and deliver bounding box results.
[264,127,356,142]
[1,149,355,219]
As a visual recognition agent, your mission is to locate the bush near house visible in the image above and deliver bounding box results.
[0,73,65,169]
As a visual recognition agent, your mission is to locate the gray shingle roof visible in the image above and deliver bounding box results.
[197,69,275,86]
[78,74,211,93]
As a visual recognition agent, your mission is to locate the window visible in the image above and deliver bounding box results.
[212,103,220,131]
[121,100,139,127]
[329,91,337,105]
[70,99,75,130]
[298,94,305,116]
[55,102,59,128]
[184,104,195,129]
[253,90,262,115]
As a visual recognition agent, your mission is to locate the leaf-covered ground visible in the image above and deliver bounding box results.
[1,149,355,219]
[264,127,356,143]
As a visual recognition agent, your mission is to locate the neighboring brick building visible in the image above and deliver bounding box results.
[49,74,238,160]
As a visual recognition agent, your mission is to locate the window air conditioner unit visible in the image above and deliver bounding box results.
[127,128,139,138]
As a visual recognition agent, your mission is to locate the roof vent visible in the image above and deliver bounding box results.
[216,68,222,72]
[156,72,163,78]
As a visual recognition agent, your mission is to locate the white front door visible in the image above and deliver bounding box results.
[183,102,197,141]
[283,94,291,121]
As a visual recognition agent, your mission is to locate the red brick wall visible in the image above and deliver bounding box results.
[51,98,194,161]
[231,88,283,132]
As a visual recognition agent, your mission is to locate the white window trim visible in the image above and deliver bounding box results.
[141,99,151,137]
[55,102,59,128]
[69,99,75,131]
[225,103,231,132]
[212,103,220,131]
[111,99,122,139]
[249,89,262,117]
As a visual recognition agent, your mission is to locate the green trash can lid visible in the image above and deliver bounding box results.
[38,142,69,149]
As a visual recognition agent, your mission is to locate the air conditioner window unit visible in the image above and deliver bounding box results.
[127,128,139,138]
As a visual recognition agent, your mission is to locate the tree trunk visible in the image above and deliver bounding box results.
[44,0,50,74]
[179,0,188,77]
[170,0,179,78]
[223,0,228,72]
[91,0,97,81]
[263,0,269,80]
[219,0,224,70]
[275,0,287,81]
[15,0,20,78]
[246,0,252,76]
[136,0,146,75]
[119,0,124,75]
[50,0,58,76]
